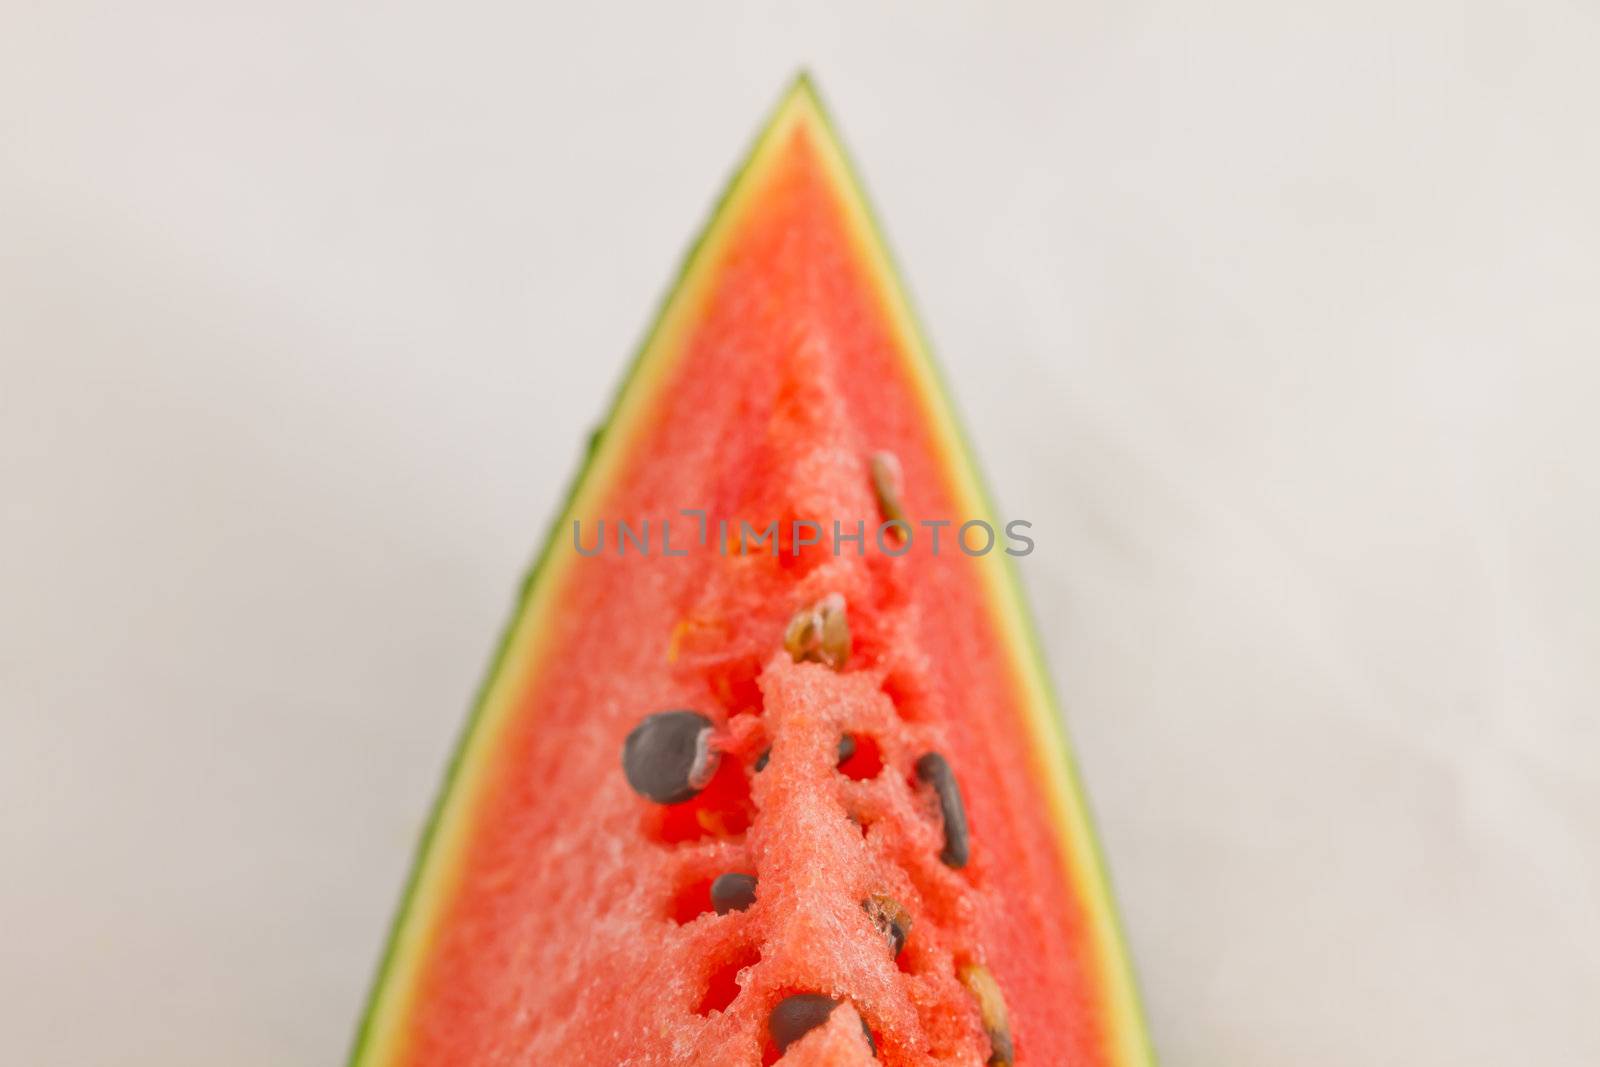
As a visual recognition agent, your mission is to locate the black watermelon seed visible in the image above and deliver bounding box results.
[914,752,970,868]
[621,710,717,804]
[769,994,839,1053]
[710,872,758,915]
[754,748,770,772]
[862,1016,877,1056]
[862,895,911,958]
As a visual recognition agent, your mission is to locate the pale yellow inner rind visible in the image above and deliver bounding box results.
[355,79,1152,1067]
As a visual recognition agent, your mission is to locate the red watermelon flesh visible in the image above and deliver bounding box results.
[349,77,1152,1067]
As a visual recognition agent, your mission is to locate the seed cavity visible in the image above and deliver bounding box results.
[870,451,909,538]
[960,963,1015,1066]
[838,733,882,780]
[710,872,758,915]
[784,592,851,669]
[651,753,752,843]
[622,710,718,805]
[670,878,715,924]
[699,944,760,1015]
[914,751,970,868]
[863,895,912,958]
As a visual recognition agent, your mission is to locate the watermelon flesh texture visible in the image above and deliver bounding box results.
[352,79,1150,1067]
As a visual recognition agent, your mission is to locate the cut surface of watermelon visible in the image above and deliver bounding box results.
[350,76,1152,1067]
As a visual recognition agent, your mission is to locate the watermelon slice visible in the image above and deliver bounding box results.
[350,76,1153,1066]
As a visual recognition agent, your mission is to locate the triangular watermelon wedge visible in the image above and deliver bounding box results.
[350,75,1153,1067]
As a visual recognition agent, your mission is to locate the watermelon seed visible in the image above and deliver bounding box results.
[783,592,851,669]
[870,451,908,537]
[768,995,874,1056]
[914,752,970,868]
[863,895,912,958]
[959,963,1015,1066]
[769,994,838,1052]
[622,710,718,805]
[710,872,758,915]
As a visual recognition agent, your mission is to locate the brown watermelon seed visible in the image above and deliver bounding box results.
[819,594,850,665]
[709,872,758,915]
[959,963,1015,1066]
[784,592,851,669]
[863,895,912,958]
[769,994,839,1052]
[754,748,770,772]
[870,451,909,538]
[914,752,970,868]
[621,710,718,805]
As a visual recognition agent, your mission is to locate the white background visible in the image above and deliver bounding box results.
[3,3,1597,1064]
